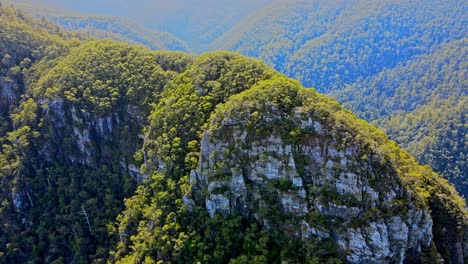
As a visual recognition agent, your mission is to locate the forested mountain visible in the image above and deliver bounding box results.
[0,4,467,264]
[214,0,466,91]
[380,97,467,201]
[2,0,188,51]
[8,0,272,52]
[48,15,188,51]
[335,39,467,198]
[0,3,77,137]
[0,5,185,261]
[334,39,466,121]
[211,0,468,199]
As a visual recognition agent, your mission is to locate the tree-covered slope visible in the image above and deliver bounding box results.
[0,4,467,264]
[6,0,272,52]
[0,7,192,261]
[380,97,467,201]
[211,0,467,199]
[333,39,468,198]
[0,4,76,137]
[48,15,188,51]
[109,60,467,263]
[2,0,188,51]
[214,0,466,92]
[334,39,466,122]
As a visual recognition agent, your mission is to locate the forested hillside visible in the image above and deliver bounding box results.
[0,3,76,137]
[2,0,188,51]
[211,0,467,199]
[48,15,188,51]
[8,0,272,52]
[0,5,467,264]
[380,97,467,202]
[0,5,190,261]
[214,0,466,91]
[335,39,467,197]
[334,39,466,121]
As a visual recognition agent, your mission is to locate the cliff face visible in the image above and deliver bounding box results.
[3,45,466,263]
[0,38,193,262]
[194,125,431,263]
[188,77,467,263]
[1,5,466,263]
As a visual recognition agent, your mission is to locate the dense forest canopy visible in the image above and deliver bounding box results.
[9,0,273,52]
[211,0,468,199]
[48,15,188,51]
[2,0,188,51]
[214,0,465,91]
[0,2,466,264]
[6,0,467,200]
[0,8,188,259]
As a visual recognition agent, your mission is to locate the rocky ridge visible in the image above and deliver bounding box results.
[188,77,466,263]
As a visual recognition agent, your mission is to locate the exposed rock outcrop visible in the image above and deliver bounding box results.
[188,83,465,263]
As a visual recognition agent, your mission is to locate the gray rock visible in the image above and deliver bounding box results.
[292,177,303,187]
[0,78,15,102]
[192,107,437,263]
[280,193,309,215]
[206,194,230,217]
[301,220,330,240]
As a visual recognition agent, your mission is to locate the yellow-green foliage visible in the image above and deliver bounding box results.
[0,4,465,263]
[0,5,76,62]
[212,1,467,203]
[115,69,467,263]
[33,40,177,116]
[143,51,276,176]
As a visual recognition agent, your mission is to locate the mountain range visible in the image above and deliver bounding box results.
[6,0,466,200]
[0,1,466,263]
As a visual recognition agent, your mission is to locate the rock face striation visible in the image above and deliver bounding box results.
[189,78,467,263]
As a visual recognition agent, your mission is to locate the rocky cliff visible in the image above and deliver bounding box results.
[0,6,466,261]
[188,77,467,263]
